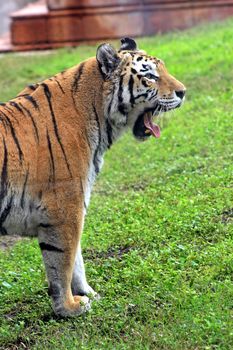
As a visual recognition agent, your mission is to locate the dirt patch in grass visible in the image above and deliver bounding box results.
[119,181,150,192]
[3,338,29,350]
[94,180,150,195]
[84,245,135,261]
[221,208,233,224]
[0,235,23,251]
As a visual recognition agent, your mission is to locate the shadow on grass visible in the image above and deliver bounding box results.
[221,208,233,224]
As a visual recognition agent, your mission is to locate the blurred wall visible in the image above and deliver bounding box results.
[0,0,36,35]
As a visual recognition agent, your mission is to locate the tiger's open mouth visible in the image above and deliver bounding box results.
[143,100,183,138]
[144,113,160,138]
[134,101,183,140]
[133,110,161,140]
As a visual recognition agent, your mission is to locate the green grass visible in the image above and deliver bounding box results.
[0,18,233,350]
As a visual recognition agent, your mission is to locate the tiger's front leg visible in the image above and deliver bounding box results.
[38,194,92,317]
[71,244,96,297]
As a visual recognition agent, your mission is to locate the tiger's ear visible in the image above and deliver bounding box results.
[96,43,121,78]
[119,37,138,51]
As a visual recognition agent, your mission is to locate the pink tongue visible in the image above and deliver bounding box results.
[144,114,161,138]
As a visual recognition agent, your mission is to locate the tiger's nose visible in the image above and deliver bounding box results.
[175,90,186,99]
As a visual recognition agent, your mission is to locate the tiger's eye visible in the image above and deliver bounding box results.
[145,73,159,81]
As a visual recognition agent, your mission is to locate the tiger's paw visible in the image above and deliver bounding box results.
[85,286,100,301]
[72,284,100,301]
[53,295,91,317]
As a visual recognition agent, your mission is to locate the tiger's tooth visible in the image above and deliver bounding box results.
[145,129,150,134]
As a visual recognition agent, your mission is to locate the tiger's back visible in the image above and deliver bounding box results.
[0,58,105,236]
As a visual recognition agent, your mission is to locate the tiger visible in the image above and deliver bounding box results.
[0,37,186,317]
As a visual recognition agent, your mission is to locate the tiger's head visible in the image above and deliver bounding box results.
[96,37,186,141]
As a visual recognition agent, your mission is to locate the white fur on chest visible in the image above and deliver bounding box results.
[84,157,104,214]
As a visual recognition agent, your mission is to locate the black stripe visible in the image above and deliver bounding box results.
[42,83,72,177]
[0,195,13,228]
[92,104,101,175]
[0,116,7,133]
[4,105,14,114]
[3,106,19,124]
[70,62,91,155]
[0,138,8,212]
[54,79,65,94]
[118,74,124,105]
[135,93,148,100]
[1,110,13,125]
[128,74,135,107]
[0,226,7,235]
[38,223,52,228]
[19,102,39,143]
[3,114,23,162]
[107,89,114,116]
[118,74,127,116]
[17,94,29,98]
[10,101,24,114]
[131,68,137,75]
[118,104,127,116]
[20,170,29,209]
[46,129,55,183]
[71,63,86,142]
[48,282,61,300]
[39,242,64,253]
[0,103,6,106]
[70,64,91,152]
[24,95,39,109]
[1,138,8,190]
[28,84,38,91]
[106,119,113,149]
[148,90,158,101]
[18,85,38,97]
[72,63,85,95]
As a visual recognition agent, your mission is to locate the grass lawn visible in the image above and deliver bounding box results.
[0,18,233,350]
